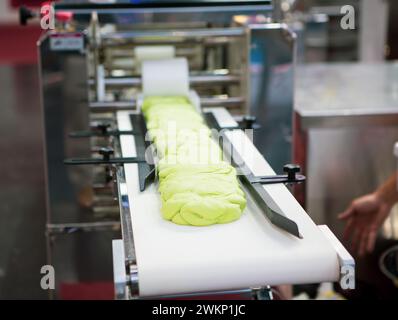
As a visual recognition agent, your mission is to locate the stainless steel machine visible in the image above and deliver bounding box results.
[37,0,354,299]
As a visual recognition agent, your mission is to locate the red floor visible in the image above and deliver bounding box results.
[60,282,114,300]
[0,24,42,65]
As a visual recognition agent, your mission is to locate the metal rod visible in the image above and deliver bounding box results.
[190,74,240,85]
[64,157,146,165]
[69,130,138,138]
[90,101,137,112]
[101,38,237,47]
[55,3,272,14]
[250,174,306,185]
[200,96,245,106]
[88,74,241,87]
[101,28,245,43]
[47,221,120,235]
[89,96,244,111]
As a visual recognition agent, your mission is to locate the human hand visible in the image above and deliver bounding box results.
[338,193,391,256]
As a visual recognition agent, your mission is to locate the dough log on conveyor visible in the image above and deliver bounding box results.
[142,96,246,226]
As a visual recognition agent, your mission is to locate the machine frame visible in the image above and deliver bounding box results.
[37,0,350,299]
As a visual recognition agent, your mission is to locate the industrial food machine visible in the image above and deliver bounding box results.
[37,0,354,299]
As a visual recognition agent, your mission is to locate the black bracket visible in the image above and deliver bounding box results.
[69,123,139,138]
[64,147,146,165]
[65,113,156,193]
[249,164,306,185]
[238,115,261,130]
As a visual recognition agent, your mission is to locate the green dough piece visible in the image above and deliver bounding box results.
[143,96,246,226]
[162,193,243,226]
[142,96,191,113]
[158,162,235,180]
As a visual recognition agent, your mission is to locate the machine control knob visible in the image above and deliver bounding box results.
[241,115,257,130]
[283,164,301,181]
[99,147,114,161]
[19,6,36,26]
[96,123,111,135]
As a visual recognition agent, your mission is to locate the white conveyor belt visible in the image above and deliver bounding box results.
[117,110,341,297]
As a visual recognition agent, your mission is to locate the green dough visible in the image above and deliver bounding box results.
[143,96,246,226]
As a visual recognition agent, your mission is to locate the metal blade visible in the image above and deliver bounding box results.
[204,112,302,239]
[239,173,302,239]
[64,157,146,165]
[69,130,138,138]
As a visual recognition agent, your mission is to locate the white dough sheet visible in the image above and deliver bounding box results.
[134,46,175,72]
[117,110,340,297]
[142,58,189,97]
